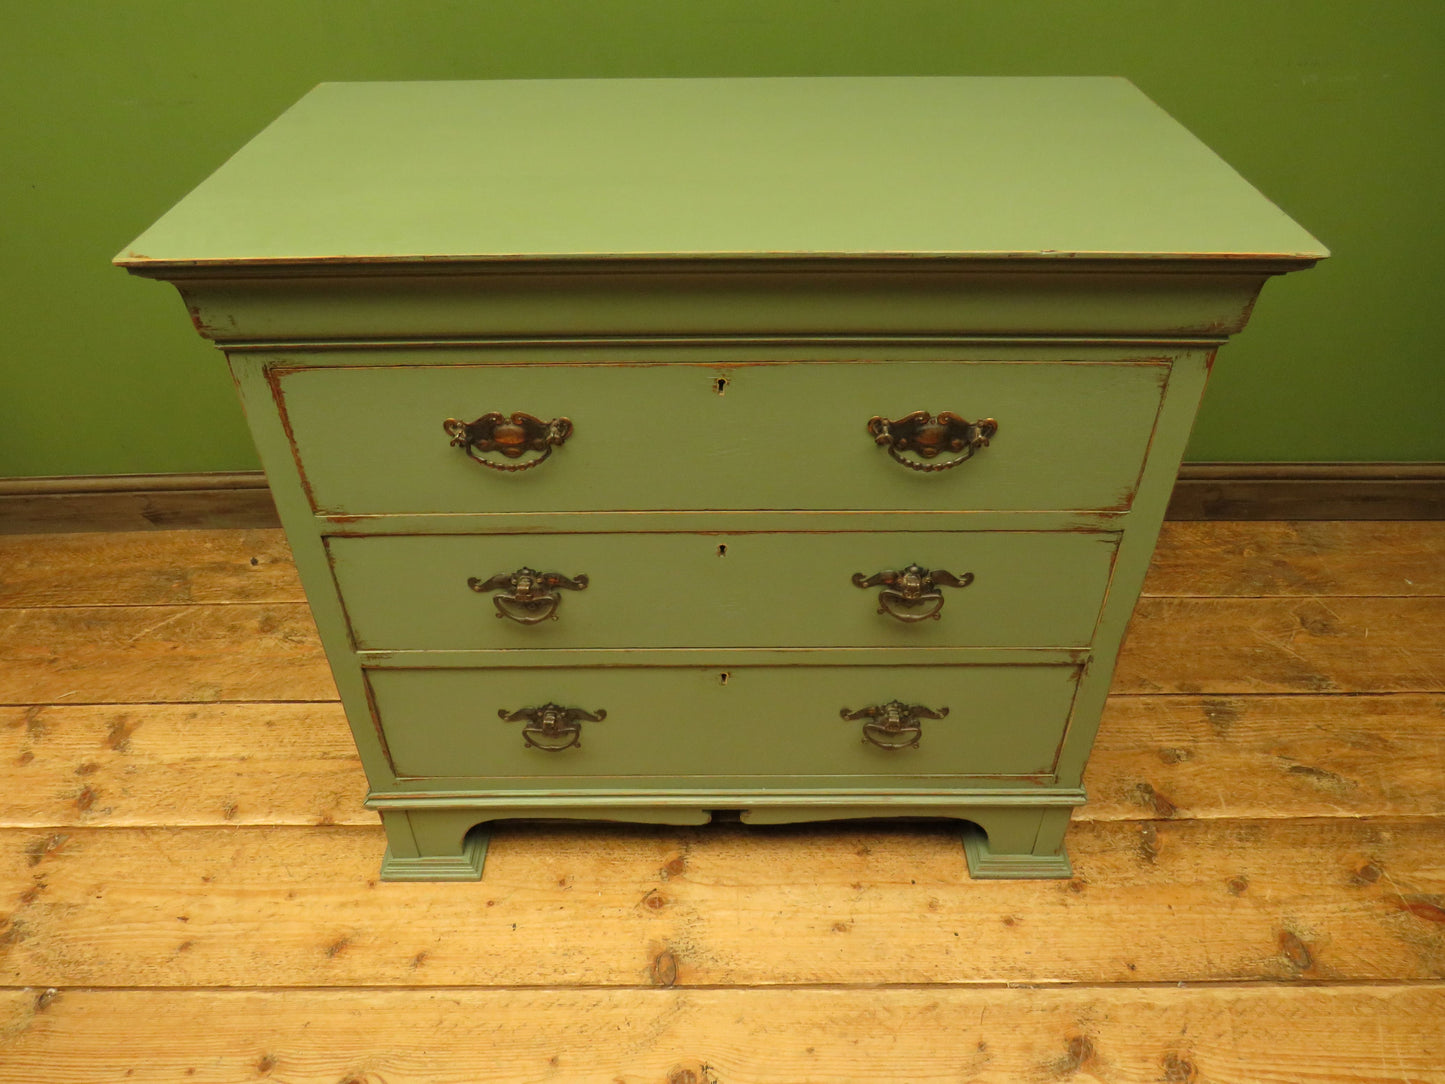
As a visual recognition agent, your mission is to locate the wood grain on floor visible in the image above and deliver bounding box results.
[0,521,1442,1082]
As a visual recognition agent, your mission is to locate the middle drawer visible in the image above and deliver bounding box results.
[329,529,1119,651]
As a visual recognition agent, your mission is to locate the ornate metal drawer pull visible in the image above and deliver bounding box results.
[867,411,997,472]
[499,703,606,751]
[468,567,589,624]
[852,564,974,622]
[443,411,573,472]
[841,700,949,750]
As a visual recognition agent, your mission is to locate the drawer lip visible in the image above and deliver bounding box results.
[363,660,1084,783]
[365,787,1088,807]
[318,509,1129,534]
[328,529,1121,654]
[272,357,1171,516]
[356,647,1092,668]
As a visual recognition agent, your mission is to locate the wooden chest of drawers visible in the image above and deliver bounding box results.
[118,77,1324,879]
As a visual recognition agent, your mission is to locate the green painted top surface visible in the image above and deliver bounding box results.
[117,77,1326,268]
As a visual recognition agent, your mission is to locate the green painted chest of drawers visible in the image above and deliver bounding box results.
[119,77,1324,880]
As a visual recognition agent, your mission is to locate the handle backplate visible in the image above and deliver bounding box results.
[852,564,974,622]
[499,703,606,751]
[840,700,949,749]
[867,411,997,472]
[469,567,589,624]
[444,412,572,472]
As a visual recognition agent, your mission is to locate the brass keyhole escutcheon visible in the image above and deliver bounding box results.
[469,567,589,624]
[852,564,974,622]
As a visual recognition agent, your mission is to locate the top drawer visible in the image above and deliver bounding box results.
[274,358,1169,515]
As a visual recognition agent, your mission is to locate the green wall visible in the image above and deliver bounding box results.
[2,1,1440,478]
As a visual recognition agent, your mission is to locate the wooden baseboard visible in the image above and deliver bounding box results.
[1167,463,1445,520]
[0,472,279,534]
[1,464,1441,532]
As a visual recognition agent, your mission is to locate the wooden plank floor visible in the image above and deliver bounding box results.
[0,521,1441,1082]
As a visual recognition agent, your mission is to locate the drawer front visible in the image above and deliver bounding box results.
[367,663,1079,782]
[276,359,1168,514]
[331,530,1118,650]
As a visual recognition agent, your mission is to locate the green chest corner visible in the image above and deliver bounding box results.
[118,77,1324,882]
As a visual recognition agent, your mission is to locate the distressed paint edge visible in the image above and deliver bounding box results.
[5,463,1441,533]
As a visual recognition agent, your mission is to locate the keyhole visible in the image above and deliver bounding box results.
[718,672,730,686]
[713,376,730,395]
[716,544,728,557]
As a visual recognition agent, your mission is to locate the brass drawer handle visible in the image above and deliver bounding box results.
[469,567,589,624]
[499,703,606,751]
[841,700,949,750]
[867,411,997,472]
[852,564,974,622]
[443,411,573,472]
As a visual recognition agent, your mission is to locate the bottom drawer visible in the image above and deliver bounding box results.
[366,663,1080,784]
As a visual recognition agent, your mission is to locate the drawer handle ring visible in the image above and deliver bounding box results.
[841,701,949,750]
[867,412,997,472]
[469,568,590,624]
[852,564,974,622]
[499,703,606,752]
[443,412,573,472]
